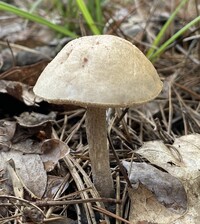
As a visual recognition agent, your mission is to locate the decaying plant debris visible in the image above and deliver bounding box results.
[0,0,200,223]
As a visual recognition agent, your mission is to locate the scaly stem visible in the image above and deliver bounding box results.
[86,107,114,198]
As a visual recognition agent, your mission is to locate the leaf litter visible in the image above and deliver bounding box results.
[122,161,187,214]
[0,0,200,223]
[125,134,200,224]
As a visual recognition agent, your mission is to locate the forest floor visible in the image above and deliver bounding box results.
[0,1,200,223]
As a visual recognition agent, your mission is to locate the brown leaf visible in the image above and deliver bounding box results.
[128,185,180,224]
[133,134,200,223]
[123,161,187,214]
[0,60,49,85]
[0,120,16,140]
[0,80,41,105]
[0,120,16,151]
[15,111,56,126]
[40,139,70,172]
[10,128,51,154]
[0,113,54,154]
[11,138,44,154]
[12,118,53,154]
[0,151,47,198]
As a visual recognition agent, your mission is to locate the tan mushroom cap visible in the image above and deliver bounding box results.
[33,35,163,108]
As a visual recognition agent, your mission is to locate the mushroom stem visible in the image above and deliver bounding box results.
[86,107,114,198]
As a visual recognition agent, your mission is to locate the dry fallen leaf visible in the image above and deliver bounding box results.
[127,185,181,224]
[0,80,41,105]
[15,111,56,126]
[0,116,53,154]
[0,114,68,199]
[128,134,200,223]
[0,151,47,198]
[14,112,53,140]
[0,120,16,151]
[0,60,49,85]
[40,139,70,172]
[122,161,187,214]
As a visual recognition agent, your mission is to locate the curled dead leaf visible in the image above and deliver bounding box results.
[0,80,41,105]
[40,139,70,172]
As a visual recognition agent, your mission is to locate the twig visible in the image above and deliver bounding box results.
[64,155,96,224]
[92,206,132,224]
[34,198,121,207]
[0,195,45,217]
[116,172,121,224]
[69,155,111,224]
[108,118,132,188]
[168,79,173,134]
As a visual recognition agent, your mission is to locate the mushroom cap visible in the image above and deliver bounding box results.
[33,35,163,108]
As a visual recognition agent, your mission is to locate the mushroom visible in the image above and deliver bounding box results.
[33,35,163,198]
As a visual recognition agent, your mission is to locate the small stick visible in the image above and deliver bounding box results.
[92,206,131,224]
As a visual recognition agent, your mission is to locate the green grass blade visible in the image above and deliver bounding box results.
[0,1,78,38]
[147,0,188,58]
[76,0,101,35]
[95,0,103,26]
[149,15,200,61]
[28,0,43,13]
